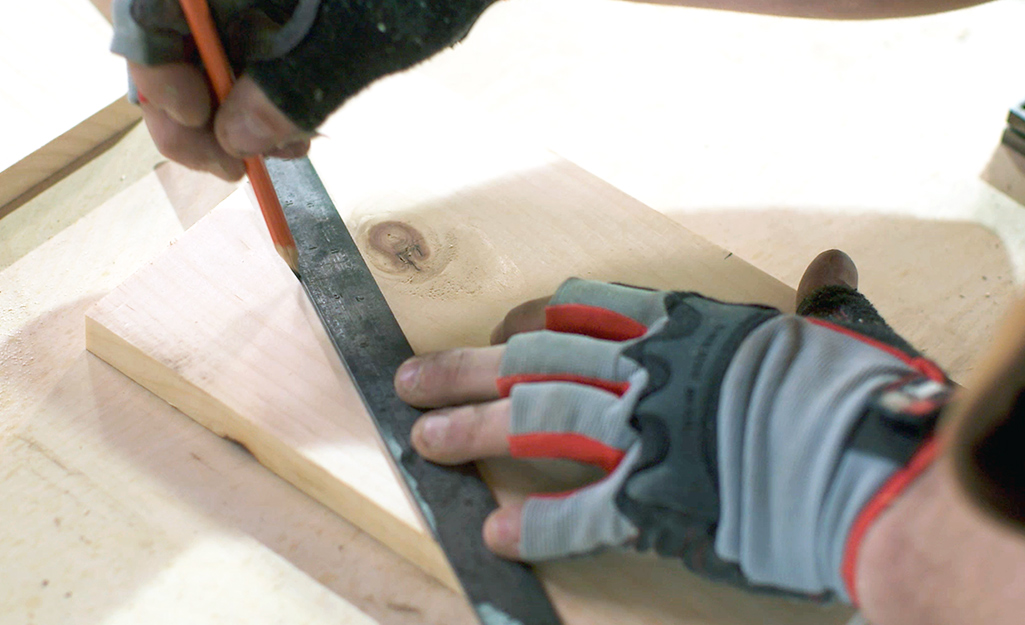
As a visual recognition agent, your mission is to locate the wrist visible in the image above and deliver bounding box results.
[842,436,942,604]
[856,462,931,622]
[854,452,1025,625]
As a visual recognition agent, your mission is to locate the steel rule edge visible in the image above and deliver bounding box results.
[266,156,562,625]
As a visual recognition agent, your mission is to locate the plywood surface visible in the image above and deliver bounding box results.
[0,163,373,624]
[86,75,848,624]
[13,0,1023,622]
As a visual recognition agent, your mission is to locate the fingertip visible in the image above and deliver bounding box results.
[492,296,551,344]
[212,159,247,182]
[483,508,522,559]
[489,319,506,346]
[394,358,422,399]
[216,76,308,158]
[395,347,505,408]
[141,106,244,181]
[410,413,448,458]
[129,62,211,128]
[410,418,428,456]
[266,139,312,160]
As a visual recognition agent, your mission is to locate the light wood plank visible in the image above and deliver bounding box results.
[0,1,138,212]
[0,124,165,272]
[88,0,113,22]
[86,75,849,624]
[0,160,392,624]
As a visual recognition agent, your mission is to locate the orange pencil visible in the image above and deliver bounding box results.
[178,0,300,275]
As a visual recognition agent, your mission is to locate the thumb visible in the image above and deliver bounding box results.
[214,76,311,158]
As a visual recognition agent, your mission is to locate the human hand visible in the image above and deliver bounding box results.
[396,287,643,562]
[111,0,497,179]
[396,273,952,604]
[127,60,306,180]
[397,279,776,568]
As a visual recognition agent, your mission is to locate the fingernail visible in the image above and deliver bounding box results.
[419,415,449,450]
[486,514,516,547]
[397,358,421,391]
[211,160,243,182]
[225,109,276,156]
[267,141,308,160]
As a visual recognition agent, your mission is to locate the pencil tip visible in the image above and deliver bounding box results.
[276,244,301,278]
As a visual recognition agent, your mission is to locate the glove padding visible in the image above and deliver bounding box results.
[111,0,496,130]
[497,278,951,603]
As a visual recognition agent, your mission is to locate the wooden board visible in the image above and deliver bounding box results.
[675,210,1020,381]
[0,159,393,624]
[0,1,138,212]
[88,0,113,21]
[420,0,1025,382]
[86,74,849,624]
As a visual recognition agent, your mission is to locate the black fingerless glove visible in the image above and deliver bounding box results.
[496,279,952,604]
[111,0,497,129]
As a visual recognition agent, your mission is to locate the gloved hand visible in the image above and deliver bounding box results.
[110,0,496,177]
[396,277,953,604]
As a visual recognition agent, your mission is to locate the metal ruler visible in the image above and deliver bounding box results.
[1004,100,1025,156]
[267,157,562,625]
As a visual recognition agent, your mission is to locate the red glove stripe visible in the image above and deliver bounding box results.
[497,373,630,398]
[546,304,648,341]
[806,318,947,383]
[509,432,627,473]
[841,436,940,606]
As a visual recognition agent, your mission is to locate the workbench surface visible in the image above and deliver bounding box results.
[2,1,1023,623]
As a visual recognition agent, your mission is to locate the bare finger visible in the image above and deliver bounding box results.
[395,345,504,408]
[490,296,550,345]
[142,104,245,181]
[129,61,212,128]
[411,399,511,464]
[267,139,312,160]
[489,449,640,562]
[215,76,311,158]
[483,505,523,560]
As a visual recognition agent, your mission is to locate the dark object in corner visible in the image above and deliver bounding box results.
[973,389,1025,528]
[1003,100,1025,157]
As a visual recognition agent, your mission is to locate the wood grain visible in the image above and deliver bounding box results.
[0,98,141,216]
[86,75,849,624]
[0,162,385,625]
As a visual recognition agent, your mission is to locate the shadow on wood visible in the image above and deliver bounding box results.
[670,208,1021,381]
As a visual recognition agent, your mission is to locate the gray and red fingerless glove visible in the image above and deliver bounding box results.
[498,278,952,604]
[111,0,497,130]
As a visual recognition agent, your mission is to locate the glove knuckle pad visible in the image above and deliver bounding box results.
[614,294,779,559]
